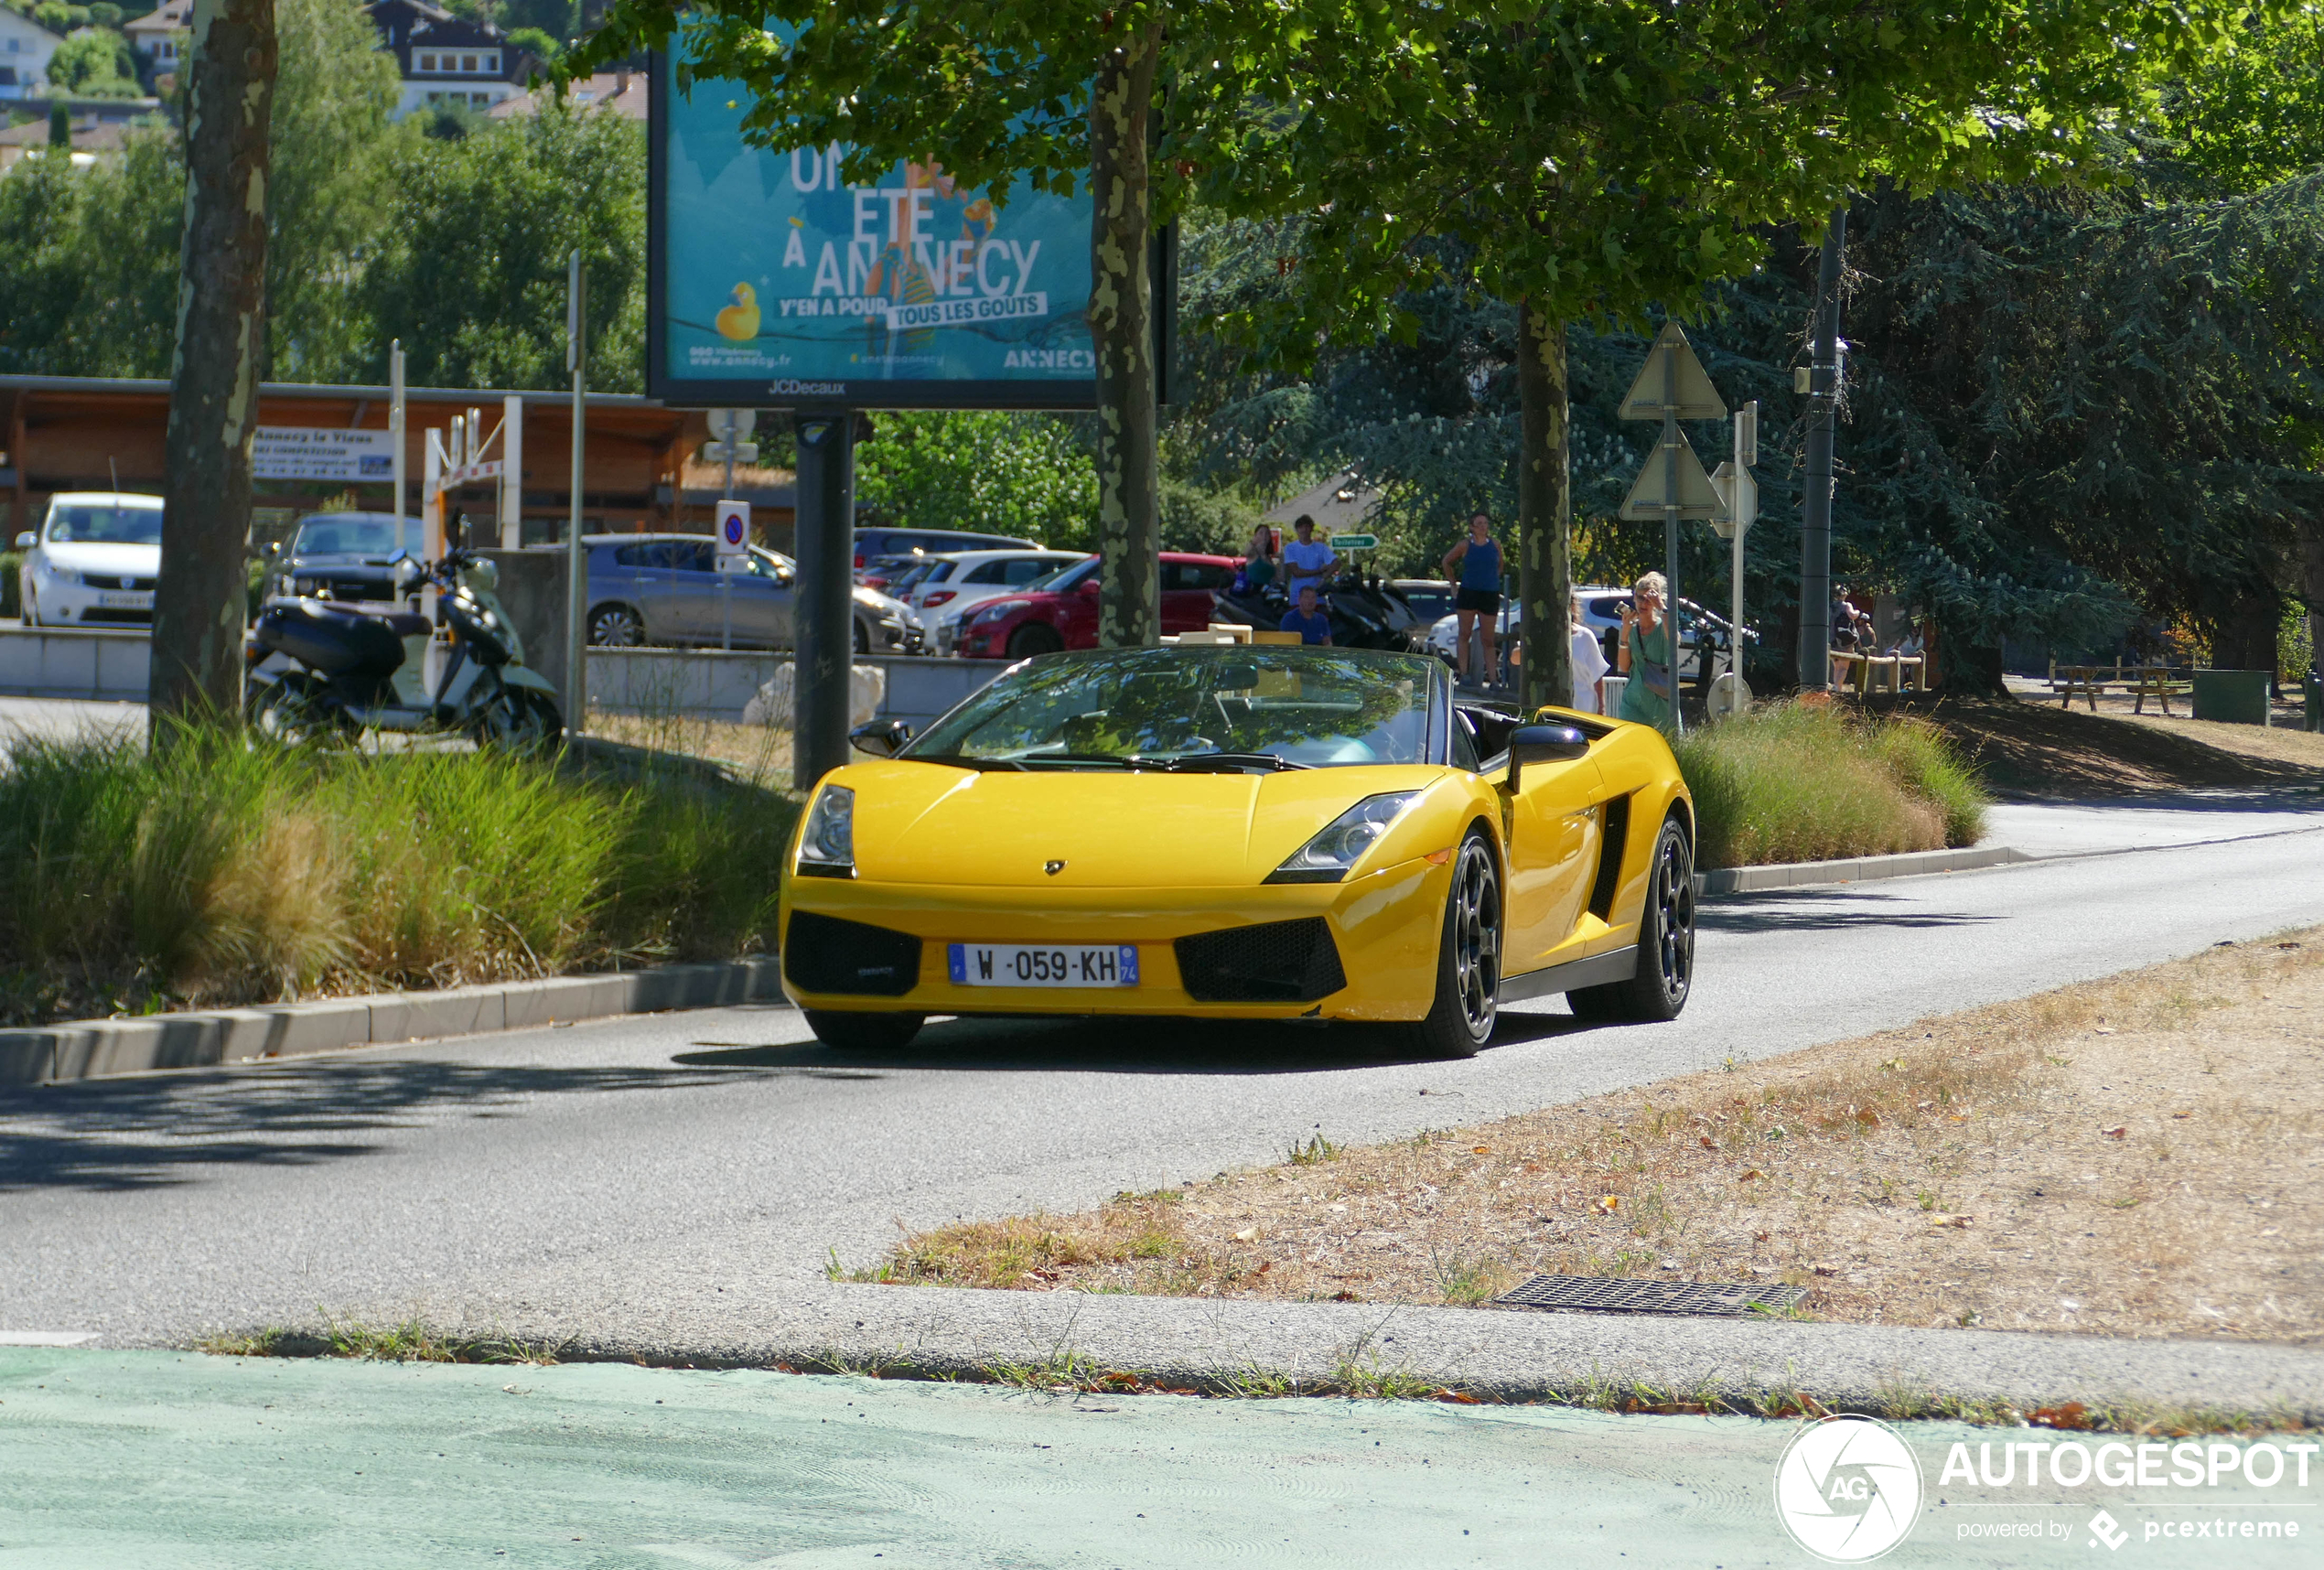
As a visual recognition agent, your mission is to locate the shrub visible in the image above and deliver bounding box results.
[1674,701,1989,869]
[0,726,797,1026]
[0,551,20,619]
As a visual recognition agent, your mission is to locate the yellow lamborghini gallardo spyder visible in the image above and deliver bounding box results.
[780,642,1695,1058]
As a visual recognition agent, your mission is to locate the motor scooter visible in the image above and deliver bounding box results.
[244,548,564,748]
[1210,568,1426,651]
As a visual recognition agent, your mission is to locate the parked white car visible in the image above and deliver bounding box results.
[905,549,1086,653]
[14,492,165,628]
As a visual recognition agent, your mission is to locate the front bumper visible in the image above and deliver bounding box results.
[779,855,1452,1021]
[28,570,154,625]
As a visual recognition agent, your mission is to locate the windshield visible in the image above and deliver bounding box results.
[292,515,421,557]
[906,645,1443,769]
[46,501,163,546]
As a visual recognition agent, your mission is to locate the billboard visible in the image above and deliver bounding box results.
[650,36,1166,410]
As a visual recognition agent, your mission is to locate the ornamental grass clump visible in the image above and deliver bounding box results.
[1674,701,1989,868]
[0,725,795,1027]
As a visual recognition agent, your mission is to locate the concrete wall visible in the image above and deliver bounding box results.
[0,622,1004,729]
[0,625,149,700]
[587,648,1002,727]
[477,546,572,703]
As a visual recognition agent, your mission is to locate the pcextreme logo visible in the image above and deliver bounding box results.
[1774,1415,1926,1563]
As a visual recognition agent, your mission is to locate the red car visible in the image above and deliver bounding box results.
[955,552,1243,659]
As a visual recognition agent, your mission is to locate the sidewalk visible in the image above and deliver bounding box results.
[0,1349,2301,1569]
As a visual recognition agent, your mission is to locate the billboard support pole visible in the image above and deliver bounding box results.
[792,412,856,792]
[1798,207,1846,693]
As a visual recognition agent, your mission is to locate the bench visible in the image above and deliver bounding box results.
[2047,660,2191,715]
[1831,651,1926,695]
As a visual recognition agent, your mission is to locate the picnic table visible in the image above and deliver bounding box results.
[1830,651,1927,695]
[2046,659,2191,715]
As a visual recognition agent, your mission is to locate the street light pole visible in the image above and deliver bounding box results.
[1797,207,1847,693]
[565,249,587,737]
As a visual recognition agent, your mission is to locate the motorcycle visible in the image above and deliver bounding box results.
[1210,568,1426,651]
[244,548,565,749]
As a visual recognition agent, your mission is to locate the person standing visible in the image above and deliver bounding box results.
[1279,581,1333,645]
[1618,571,1674,730]
[1281,515,1339,597]
[1440,511,1504,686]
[1570,592,1609,713]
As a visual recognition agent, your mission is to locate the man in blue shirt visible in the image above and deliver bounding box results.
[1280,582,1333,645]
[1281,514,1340,597]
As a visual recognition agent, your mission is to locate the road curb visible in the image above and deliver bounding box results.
[321,1285,2324,1425]
[1697,844,2035,896]
[0,957,785,1088]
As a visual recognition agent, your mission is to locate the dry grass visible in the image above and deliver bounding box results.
[851,931,2324,1342]
[1900,692,2324,799]
[586,707,796,790]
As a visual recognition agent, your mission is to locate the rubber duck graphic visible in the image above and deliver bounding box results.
[715,282,759,341]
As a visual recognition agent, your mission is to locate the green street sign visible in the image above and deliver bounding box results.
[1330,533,1379,551]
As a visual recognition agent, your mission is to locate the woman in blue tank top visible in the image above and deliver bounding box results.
[1440,512,1504,686]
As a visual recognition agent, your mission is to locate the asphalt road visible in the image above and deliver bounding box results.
[5,808,2323,1350]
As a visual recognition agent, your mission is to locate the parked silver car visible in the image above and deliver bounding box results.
[583,533,907,654]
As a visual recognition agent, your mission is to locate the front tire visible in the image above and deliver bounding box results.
[589,603,645,647]
[805,1009,923,1050]
[1403,829,1501,1059]
[473,686,564,753]
[1567,815,1695,1024]
[1007,622,1063,659]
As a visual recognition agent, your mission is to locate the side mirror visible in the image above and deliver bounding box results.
[266,540,283,556]
[12,532,33,551]
[1078,577,1100,594]
[1505,724,1589,792]
[849,718,913,758]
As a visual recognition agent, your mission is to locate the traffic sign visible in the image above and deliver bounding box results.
[1708,460,1759,541]
[1618,433,1721,520]
[704,441,759,465]
[715,499,751,575]
[1618,323,1727,422]
[1329,532,1379,551]
[709,408,757,439]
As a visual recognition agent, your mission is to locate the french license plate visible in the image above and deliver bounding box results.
[98,591,153,609]
[948,942,1139,988]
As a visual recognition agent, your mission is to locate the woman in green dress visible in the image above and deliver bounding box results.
[1618,571,1674,730]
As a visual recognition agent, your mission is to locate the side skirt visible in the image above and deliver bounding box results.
[1497,945,1638,1005]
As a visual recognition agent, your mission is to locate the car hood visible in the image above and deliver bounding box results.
[38,541,160,575]
[834,760,1451,887]
[287,554,399,571]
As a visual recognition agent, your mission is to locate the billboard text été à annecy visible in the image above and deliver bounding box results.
[651,41,1101,409]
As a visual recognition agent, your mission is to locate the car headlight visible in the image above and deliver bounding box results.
[1265,791,1421,884]
[796,784,855,877]
[972,599,1027,624]
[40,563,82,586]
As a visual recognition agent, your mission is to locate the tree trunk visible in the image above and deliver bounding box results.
[1515,299,1573,715]
[2303,514,2324,688]
[152,0,276,738]
[1088,19,1162,649]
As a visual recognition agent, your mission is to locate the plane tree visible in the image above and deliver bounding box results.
[1217,1,2252,709]
[569,0,1438,647]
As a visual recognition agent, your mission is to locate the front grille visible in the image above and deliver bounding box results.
[80,607,154,624]
[783,909,921,997]
[1175,917,1347,1004]
[82,575,156,592]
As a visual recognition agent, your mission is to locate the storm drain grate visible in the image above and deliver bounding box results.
[1493,1274,1809,1317]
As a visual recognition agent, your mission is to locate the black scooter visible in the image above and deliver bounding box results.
[1210,569,1425,651]
[243,549,564,748]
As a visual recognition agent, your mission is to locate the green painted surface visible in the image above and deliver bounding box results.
[2191,669,2273,726]
[0,1351,2308,1567]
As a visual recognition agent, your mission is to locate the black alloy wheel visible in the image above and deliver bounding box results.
[1405,828,1501,1059]
[1566,814,1695,1024]
[805,1009,924,1049]
[589,603,645,647]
